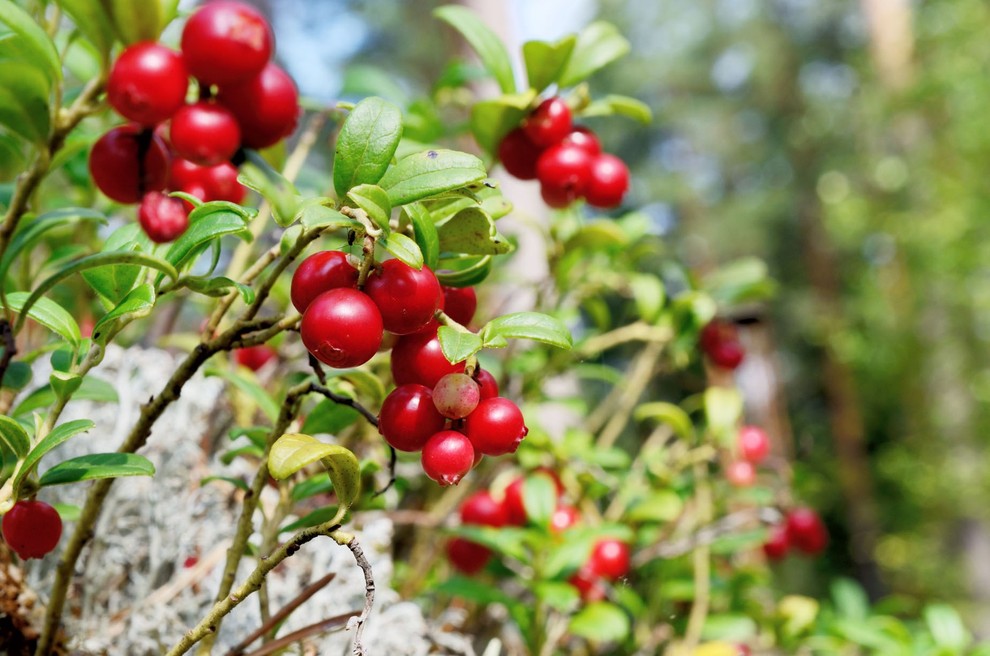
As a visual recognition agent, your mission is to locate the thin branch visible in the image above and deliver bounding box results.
[632,507,782,566]
[372,446,396,498]
[344,536,375,656]
[311,383,379,428]
[239,611,360,656]
[0,319,15,393]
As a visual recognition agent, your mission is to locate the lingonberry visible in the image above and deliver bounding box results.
[107,42,189,126]
[497,127,543,180]
[585,153,630,209]
[432,373,481,420]
[550,504,579,533]
[587,539,631,580]
[786,508,829,555]
[474,368,499,399]
[364,260,442,335]
[445,537,491,575]
[569,566,607,603]
[726,460,756,487]
[89,125,170,204]
[461,490,509,527]
[738,425,770,464]
[441,286,477,326]
[463,397,528,456]
[2,499,62,559]
[700,319,745,370]
[300,288,383,368]
[181,1,273,86]
[169,102,241,166]
[377,384,445,452]
[762,524,790,561]
[523,97,572,148]
[138,191,189,243]
[421,430,475,486]
[290,250,359,313]
[234,345,277,371]
[536,143,594,208]
[390,329,464,388]
[561,126,601,157]
[502,477,527,526]
[169,159,246,204]
[217,63,299,149]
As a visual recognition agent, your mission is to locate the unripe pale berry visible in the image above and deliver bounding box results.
[300,288,383,368]
[432,373,481,419]
[726,460,756,487]
[364,260,443,335]
[290,250,359,313]
[378,384,445,452]
[421,430,475,486]
[463,397,528,456]
[107,42,189,126]
[2,500,62,559]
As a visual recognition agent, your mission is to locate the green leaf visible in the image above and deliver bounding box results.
[81,222,151,304]
[534,581,580,612]
[627,490,684,523]
[268,433,361,509]
[14,419,93,491]
[297,203,360,231]
[703,257,776,306]
[0,1,62,84]
[522,471,557,529]
[237,160,299,227]
[104,0,168,44]
[164,207,251,270]
[569,602,630,642]
[205,367,279,424]
[433,5,515,94]
[522,36,576,92]
[279,504,342,533]
[434,575,523,611]
[704,387,743,444]
[436,254,492,287]
[53,503,81,521]
[0,65,50,144]
[448,525,530,562]
[289,475,334,502]
[925,604,971,649]
[629,274,665,323]
[701,614,758,641]
[39,452,155,487]
[469,91,536,154]
[405,204,440,270]
[831,578,869,621]
[481,312,573,350]
[380,232,424,269]
[543,532,597,578]
[633,402,693,439]
[333,97,403,198]
[56,0,115,55]
[301,399,360,436]
[13,376,117,416]
[378,149,487,207]
[0,414,30,458]
[437,326,483,364]
[50,371,82,400]
[345,183,392,235]
[437,207,512,255]
[1,291,80,347]
[1,361,31,390]
[201,475,250,492]
[558,22,630,87]
[333,369,388,407]
[173,276,254,304]
[91,283,155,344]
[580,94,653,123]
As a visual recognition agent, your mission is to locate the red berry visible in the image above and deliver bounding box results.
[474,368,499,399]
[364,260,442,335]
[234,345,277,371]
[762,524,790,561]
[169,102,241,166]
[421,430,475,486]
[585,153,630,209]
[2,500,62,559]
[550,504,579,533]
[300,288,383,368]
[502,477,527,526]
[700,320,745,370]
[569,566,607,603]
[587,539,631,580]
[138,191,189,243]
[738,425,770,464]
[463,397,528,456]
[378,384,445,452]
[107,42,189,126]
[737,645,753,656]
[561,126,601,156]
[445,537,491,575]
[181,1,273,86]
[536,143,594,208]
[461,490,508,527]
[441,286,477,326]
[390,330,464,388]
[710,340,745,369]
[523,97,572,147]
[89,125,170,204]
[290,250,359,313]
[726,460,756,487]
[170,159,246,204]
[217,63,299,149]
[432,373,481,420]
[497,127,543,180]
[786,508,829,555]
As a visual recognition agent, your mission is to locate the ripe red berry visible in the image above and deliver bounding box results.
[700,319,745,370]
[726,460,756,487]
[561,126,601,156]
[89,125,170,204]
[441,286,477,326]
[2,500,62,559]
[786,508,829,555]
[181,1,273,86]
[587,539,631,580]
[585,153,630,209]
[463,397,528,456]
[291,250,359,313]
[432,373,481,420]
[107,42,189,126]
[710,340,745,369]
[390,330,464,388]
[217,63,299,149]
[536,143,594,208]
[762,524,790,561]
[497,127,543,180]
[421,430,475,486]
[138,191,189,243]
[378,384,445,452]
[474,368,499,400]
[234,345,277,371]
[523,97,572,147]
[300,288,383,368]
[445,537,491,575]
[461,490,509,527]
[169,102,241,166]
[738,425,770,464]
[569,566,607,603]
[364,260,443,335]
[170,158,246,205]
[502,477,527,526]
[550,504,579,533]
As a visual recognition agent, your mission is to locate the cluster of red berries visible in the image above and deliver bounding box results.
[725,425,771,488]
[498,97,630,209]
[2,499,62,560]
[89,1,299,243]
[763,507,829,560]
[700,319,746,370]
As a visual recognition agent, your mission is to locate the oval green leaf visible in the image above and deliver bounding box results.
[92,283,156,345]
[14,419,93,492]
[1,291,81,347]
[481,311,573,350]
[269,433,361,508]
[378,149,487,207]
[437,326,483,364]
[558,21,630,88]
[0,415,30,458]
[39,452,155,487]
[345,183,392,235]
[433,5,515,94]
[333,97,403,198]
[380,232,424,269]
[569,601,631,643]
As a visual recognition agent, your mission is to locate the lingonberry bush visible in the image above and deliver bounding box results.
[0,2,985,655]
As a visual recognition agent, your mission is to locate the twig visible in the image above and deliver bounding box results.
[577,321,673,357]
[0,319,16,393]
[239,611,360,656]
[682,462,711,651]
[372,446,397,498]
[594,340,665,448]
[632,507,782,565]
[344,536,375,656]
[311,383,379,428]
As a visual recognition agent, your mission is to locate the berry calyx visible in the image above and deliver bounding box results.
[474,368,499,400]
[497,128,543,180]
[234,345,277,371]
[441,286,477,326]
[432,373,481,420]
[585,153,630,209]
[726,460,756,487]
[421,430,475,486]
[390,329,464,388]
[217,63,299,149]
[138,191,189,243]
[762,524,790,561]
[463,397,528,456]
[300,288,383,368]
[378,384,445,452]
[785,508,829,555]
[536,143,594,208]
[523,97,572,148]
[2,500,62,560]
[290,250,359,313]
[738,425,770,464]
[169,102,242,166]
[89,125,170,204]
[181,1,273,86]
[587,539,631,580]
[364,260,443,335]
[107,42,189,126]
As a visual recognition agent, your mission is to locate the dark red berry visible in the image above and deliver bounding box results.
[463,397,528,456]
[461,490,509,527]
[523,97,572,147]
[217,63,299,149]
[550,504,579,533]
[170,159,246,204]
[89,125,170,204]
[726,460,756,487]
[700,319,745,370]
[569,566,607,603]
[561,126,601,156]
[585,153,629,208]
[441,286,477,326]
[762,524,790,561]
[421,430,475,486]
[445,537,491,575]
[169,102,241,166]
[786,508,829,555]
[432,373,481,420]
[497,127,543,180]
[234,345,277,371]
[138,191,189,243]
[290,250,359,313]
[587,539,631,580]
[2,500,62,559]
[300,288,383,368]
[536,143,594,208]
[710,340,745,369]
[502,477,527,526]
[107,42,189,126]
[181,1,273,86]
[377,384,445,452]
[364,260,443,335]
[390,330,464,388]
[474,368,499,399]
[738,425,770,464]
